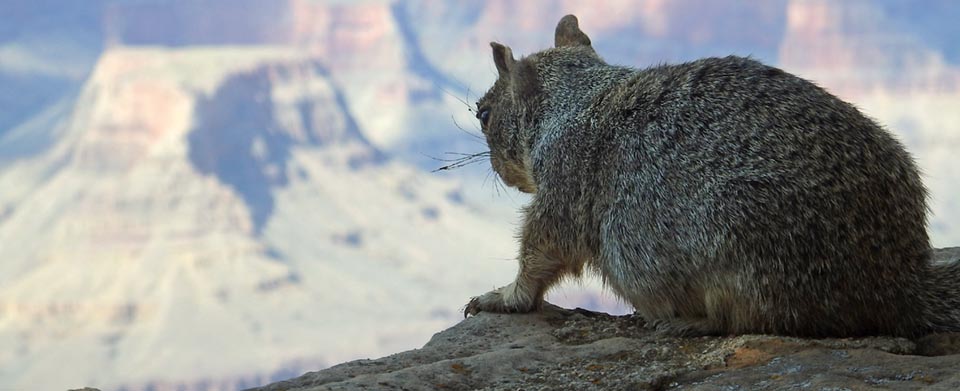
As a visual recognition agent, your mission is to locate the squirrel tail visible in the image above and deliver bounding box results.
[925,252,960,333]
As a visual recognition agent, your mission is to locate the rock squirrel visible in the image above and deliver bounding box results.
[464,14,960,337]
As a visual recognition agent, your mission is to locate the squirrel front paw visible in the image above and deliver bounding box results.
[464,284,539,317]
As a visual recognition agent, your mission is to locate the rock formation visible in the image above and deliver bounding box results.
[249,251,960,390]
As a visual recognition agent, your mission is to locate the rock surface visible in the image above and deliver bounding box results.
[251,250,960,391]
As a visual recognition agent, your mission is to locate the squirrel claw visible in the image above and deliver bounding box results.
[463,285,538,317]
[464,297,481,318]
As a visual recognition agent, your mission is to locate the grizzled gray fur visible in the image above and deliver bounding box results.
[463,14,960,337]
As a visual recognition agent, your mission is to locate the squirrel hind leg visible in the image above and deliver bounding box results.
[644,286,757,337]
[630,290,732,337]
[915,332,960,356]
[647,317,721,337]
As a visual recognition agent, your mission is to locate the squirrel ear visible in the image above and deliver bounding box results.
[491,42,516,78]
[555,14,592,48]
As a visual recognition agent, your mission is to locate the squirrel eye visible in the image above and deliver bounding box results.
[477,108,491,126]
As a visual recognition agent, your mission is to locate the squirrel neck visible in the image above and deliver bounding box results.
[531,64,635,149]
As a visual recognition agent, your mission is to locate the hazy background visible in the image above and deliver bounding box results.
[0,0,958,390]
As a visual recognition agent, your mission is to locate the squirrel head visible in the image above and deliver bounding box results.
[476,15,604,194]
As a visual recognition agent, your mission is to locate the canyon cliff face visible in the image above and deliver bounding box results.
[1,1,958,390]
[0,46,519,390]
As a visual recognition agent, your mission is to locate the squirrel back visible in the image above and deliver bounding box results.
[465,15,960,337]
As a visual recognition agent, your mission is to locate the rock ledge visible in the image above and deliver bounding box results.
[250,303,960,390]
